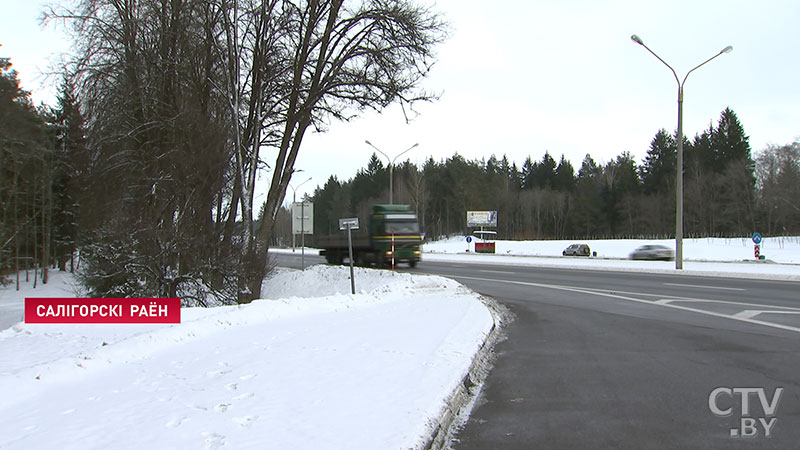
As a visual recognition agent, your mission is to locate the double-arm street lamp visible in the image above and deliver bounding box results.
[631,34,732,270]
[289,175,312,252]
[365,140,419,204]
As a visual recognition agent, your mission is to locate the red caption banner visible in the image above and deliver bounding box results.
[25,298,181,324]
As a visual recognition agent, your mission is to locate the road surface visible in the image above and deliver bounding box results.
[273,251,800,449]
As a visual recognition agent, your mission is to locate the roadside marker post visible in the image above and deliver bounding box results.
[752,233,763,260]
[339,218,359,294]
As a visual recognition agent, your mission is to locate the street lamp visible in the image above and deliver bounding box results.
[631,34,732,270]
[365,140,419,204]
[289,175,312,253]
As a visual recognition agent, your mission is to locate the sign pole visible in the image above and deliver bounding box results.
[301,201,305,270]
[347,224,355,294]
[752,232,763,261]
[339,217,359,295]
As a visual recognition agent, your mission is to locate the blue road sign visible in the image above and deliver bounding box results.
[752,233,762,245]
[466,236,473,243]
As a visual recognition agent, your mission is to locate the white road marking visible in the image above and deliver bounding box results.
[479,269,516,275]
[451,275,800,334]
[735,310,800,319]
[663,282,745,291]
[654,297,800,310]
[735,310,765,319]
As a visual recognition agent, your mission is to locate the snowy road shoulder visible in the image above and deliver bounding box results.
[0,266,495,450]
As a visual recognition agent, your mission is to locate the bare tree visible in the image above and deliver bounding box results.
[48,0,445,302]
[245,0,446,298]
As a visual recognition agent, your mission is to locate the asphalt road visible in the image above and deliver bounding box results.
[273,252,800,449]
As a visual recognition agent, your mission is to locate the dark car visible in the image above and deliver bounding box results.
[629,244,674,261]
[562,243,591,256]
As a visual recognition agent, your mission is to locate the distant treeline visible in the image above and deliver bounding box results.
[286,108,799,245]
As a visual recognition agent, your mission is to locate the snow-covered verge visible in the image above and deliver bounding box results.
[0,266,494,450]
[424,235,800,263]
[419,236,800,280]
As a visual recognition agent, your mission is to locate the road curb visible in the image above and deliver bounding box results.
[421,295,514,450]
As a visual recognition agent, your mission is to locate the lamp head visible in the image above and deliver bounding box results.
[631,34,644,45]
[721,45,733,54]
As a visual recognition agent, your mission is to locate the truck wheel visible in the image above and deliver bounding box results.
[409,260,417,268]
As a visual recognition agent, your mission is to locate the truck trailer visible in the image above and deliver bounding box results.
[318,204,423,267]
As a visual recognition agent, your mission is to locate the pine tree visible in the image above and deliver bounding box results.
[554,154,575,192]
[534,152,557,189]
[710,109,756,234]
[572,154,603,236]
[50,78,87,272]
[0,56,49,279]
[640,129,676,194]
[713,108,752,169]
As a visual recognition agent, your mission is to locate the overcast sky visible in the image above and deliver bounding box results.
[2,0,799,202]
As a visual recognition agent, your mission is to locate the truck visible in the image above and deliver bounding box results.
[318,204,423,268]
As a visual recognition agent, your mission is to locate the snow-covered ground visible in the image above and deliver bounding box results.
[424,235,800,263]
[421,236,800,280]
[0,267,494,450]
[2,236,796,449]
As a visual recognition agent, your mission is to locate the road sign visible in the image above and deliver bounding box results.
[752,233,762,245]
[339,217,359,230]
[466,236,472,243]
[292,202,314,235]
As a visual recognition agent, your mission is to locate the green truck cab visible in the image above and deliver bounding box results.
[318,204,423,267]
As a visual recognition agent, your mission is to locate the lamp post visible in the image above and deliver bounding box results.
[631,34,732,270]
[365,140,419,204]
[289,176,312,253]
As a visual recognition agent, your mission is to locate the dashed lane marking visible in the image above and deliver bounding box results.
[479,269,516,275]
[663,282,746,291]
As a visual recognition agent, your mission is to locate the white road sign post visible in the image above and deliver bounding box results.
[339,218,359,295]
[752,232,762,260]
[292,202,314,270]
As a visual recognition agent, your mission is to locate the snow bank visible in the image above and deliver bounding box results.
[415,236,800,280]
[0,266,494,450]
[423,236,800,264]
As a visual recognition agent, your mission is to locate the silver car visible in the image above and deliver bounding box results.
[629,244,674,261]
[563,243,591,256]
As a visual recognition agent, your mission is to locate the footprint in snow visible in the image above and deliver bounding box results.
[205,369,231,378]
[165,416,189,428]
[214,403,230,413]
[201,432,226,450]
[232,415,258,428]
[239,373,256,380]
[233,392,255,400]
[225,383,238,391]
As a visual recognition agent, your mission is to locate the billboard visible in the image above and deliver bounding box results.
[466,210,498,227]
